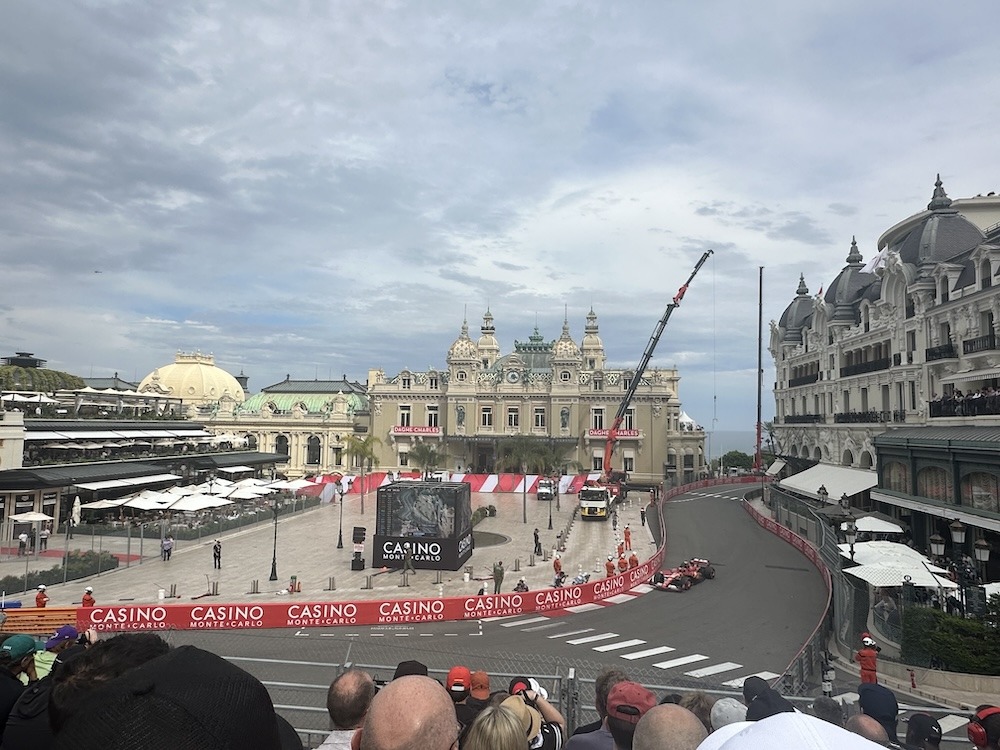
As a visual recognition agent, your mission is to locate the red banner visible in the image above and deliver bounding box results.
[76,547,664,633]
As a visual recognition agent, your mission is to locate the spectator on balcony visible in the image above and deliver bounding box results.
[318,668,376,750]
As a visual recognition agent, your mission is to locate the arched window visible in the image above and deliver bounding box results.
[275,435,289,456]
[813,447,822,461]
[883,461,910,494]
[841,449,854,466]
[306,436,321,465]
[859,451,874,470]
[916,466,951,503]
[245,434,258,450]
[961,472,1000,513]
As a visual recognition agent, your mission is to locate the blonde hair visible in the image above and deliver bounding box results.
[462,704,525,750]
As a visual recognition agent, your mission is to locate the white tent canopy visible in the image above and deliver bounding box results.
[778,464,878,501]
[841,516,904,534]
[10,511,53,522]
[845,562,958,589]
[167,494,234,512]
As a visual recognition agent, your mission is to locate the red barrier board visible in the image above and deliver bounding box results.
[77,547,664,633]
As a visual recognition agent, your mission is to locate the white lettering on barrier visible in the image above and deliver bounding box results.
[534,586,583,609]
[377,599,445,623]
[593,577,625,597]
[462,594,524,618]
[88,606,168,631]
[285,602,360,626]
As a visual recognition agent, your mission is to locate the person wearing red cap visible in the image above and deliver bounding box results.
[605,681,656,750]
[447,665,480,731]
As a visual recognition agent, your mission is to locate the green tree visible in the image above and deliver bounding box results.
[407,442,443,479]
[344,434,382,514]
[763,421,780,454]
[722,450,754,471]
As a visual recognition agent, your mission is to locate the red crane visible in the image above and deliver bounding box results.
[602,250,714,495]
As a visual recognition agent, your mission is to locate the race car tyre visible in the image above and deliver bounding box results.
[701,565,715,579]
[679,576,692,590]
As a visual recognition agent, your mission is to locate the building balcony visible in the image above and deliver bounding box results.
[839,358,892,378]
[833,410,905,424]
[925,343,957,362]
[783,414,823,424]
[930,395,1000,418]
[963,334,998,356]
[788,373,820,388]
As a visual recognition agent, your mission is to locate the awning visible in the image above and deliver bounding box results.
[844,562,957,589]
[841,516,904,534]
[778,464,878,501]
[938,367,1000,384]
[74,473,182,492]
[765,459,786,476]
[217,465,254,474]
[871,490,1000,533]
[24,431,73,441]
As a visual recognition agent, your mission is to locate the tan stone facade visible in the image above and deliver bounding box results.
[368,310,705,486]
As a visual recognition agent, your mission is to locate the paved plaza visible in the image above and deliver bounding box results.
[0,491,653,607]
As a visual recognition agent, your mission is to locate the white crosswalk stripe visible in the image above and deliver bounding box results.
[684,662,742,678]
[500,616,548,627]
[593,639,646,653]
[938,715,969,735]
[652,654,708,670]
[721,671,782,688]
[546,628,593,639]
[566,632,619,645]
[620,646,675,660]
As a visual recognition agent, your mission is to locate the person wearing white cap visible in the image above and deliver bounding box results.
[81,587,96,608]
[34,586,49,608]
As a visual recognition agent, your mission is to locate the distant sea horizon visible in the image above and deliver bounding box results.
[704,430,759,459]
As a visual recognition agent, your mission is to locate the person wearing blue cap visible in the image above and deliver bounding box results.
[34,626,78,680]
[0,634,40,738]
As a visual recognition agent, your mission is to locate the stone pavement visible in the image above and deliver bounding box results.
[0,490,654,607]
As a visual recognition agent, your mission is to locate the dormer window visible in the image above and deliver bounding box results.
[401,375,411,390]
[429,375,439,390]
[588,358,596,369]
[593,377,603,392]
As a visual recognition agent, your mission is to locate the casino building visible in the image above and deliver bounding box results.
[367,309,706,487]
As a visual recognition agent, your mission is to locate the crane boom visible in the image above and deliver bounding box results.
[603,250,714,484]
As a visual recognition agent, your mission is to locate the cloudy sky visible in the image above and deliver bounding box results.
[3,2,999,434]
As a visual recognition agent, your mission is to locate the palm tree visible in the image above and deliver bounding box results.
[408,442,443,479]
[344,434,382,515]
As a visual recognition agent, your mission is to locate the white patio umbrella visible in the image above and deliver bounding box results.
[123,493,176,511]
[10,511,54,523]
[233,478,271,488]
[167,494,234,512]
[72,496,82,526]
[226,487,273,501]
[841,516,905,534]
[276,478,314,491]
[844,561,958,589]
[164,485,197,496]
[80,499,125,510]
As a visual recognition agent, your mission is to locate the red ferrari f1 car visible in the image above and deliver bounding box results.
[650,557,715,592]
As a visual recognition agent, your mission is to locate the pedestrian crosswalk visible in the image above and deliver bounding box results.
[832,692,970,738]
[488,614,781,685]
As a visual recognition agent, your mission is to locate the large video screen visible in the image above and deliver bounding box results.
[375,482,471,539]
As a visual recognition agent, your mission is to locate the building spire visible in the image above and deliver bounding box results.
[846,235,863,266]
[927,173,953,211]
[796,273,809,296]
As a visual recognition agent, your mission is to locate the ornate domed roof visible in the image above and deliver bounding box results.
[778,274,814,343]
[824,237,878,324]
[447,319,478,361]
[553,316,581,361]
[890,176,984,268]
[138,352,245,403]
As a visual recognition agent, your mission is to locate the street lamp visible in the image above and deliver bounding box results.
[336,488,345,549]
[844,521,857,562]
[975,538,991,583]
[547,489,553,531]
[268,498,279,582]
[950,520,968,613]
[928,533,945,558]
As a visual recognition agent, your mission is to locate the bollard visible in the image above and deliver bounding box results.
[250,579,260,594]
[400,571,410,587]
[529,553,535,567]
[211,581,219,596]
[327,576,336,591]
[363,575,373,590]
[435,570,443,585]
[513,558,520,572]
[169,583,177,598]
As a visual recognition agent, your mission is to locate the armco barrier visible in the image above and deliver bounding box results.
[742,499,832,693]
[75,547,665,633]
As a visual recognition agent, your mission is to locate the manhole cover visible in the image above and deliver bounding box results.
[473,531,509,547]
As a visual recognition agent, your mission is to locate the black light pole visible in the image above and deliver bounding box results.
[269,498,279,581]
[337,490,344,549]
[547,490,553,530]
[951,519,967,613]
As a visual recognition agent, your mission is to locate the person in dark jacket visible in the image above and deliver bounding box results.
[0,635,39,743]
[742,675,795,721]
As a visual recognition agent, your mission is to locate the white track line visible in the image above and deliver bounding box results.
[546,628,593,639]
[684,662,742,678]
[500,616,548,627]
[593,639,647,652]
[620,646,675,660]
[652,654,708,670]
[566,632,619,645]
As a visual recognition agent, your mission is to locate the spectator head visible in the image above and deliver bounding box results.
[593,667,630,718]
[46,626,79,653]
[810,696,844,727]
[905,712,942,749]
[742,678,795,722]
[659,693,684,705]
[845,713,889,744]
[606,681,657,750]
[0,635,39,676]
[50,633,171,732]
[357,675,459,750]
[508,676,532,696]
[741,676,767,704]
[446,666,471,703]
[326,669,376,731]
[50,644,301,750]
[499,695,542,743]
[391,660,428,680]
[710,697,748,729]
[707,712,883,749]
[679,691,715,733]
[858,683,899,739]
[461,704,523,750]
[470,670,490,701]
[969,706,1000,749]
[633,704,707,750]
